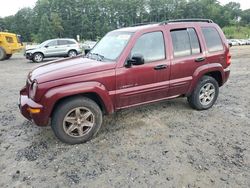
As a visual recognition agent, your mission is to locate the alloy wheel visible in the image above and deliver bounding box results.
[63,107,95,137]
[199,83,216,106]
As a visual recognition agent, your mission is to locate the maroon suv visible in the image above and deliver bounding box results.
[19,19,231,144]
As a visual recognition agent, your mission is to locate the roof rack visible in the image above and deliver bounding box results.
[160,19,214,25]
[131,22,157,27]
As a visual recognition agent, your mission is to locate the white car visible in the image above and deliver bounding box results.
[235,39,245,45]
[25,38,82,62]
[227,39,238,46]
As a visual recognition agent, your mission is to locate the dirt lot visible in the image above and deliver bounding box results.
[0,46,249,188]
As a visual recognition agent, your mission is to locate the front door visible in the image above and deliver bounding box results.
[115,31,170,109]
[43,40,58,57]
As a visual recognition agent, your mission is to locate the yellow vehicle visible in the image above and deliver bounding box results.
[0,32,24,60]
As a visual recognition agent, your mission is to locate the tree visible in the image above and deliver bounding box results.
[36,14,56,42]
[51,12,64,37]
[0,0,248,41]
[241,9,250,25]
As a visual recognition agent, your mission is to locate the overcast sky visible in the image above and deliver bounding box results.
[0,0,249,18]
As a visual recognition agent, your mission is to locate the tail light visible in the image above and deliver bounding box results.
[226,51,231,66]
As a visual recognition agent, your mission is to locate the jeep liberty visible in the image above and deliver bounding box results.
[19,19,231,144]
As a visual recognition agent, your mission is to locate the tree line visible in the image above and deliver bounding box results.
[0,0,249,42]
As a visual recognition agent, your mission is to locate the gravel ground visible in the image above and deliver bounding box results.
[0,46,249,188]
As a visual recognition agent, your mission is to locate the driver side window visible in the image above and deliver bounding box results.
[47,40,57,47]
[131,31,165,63]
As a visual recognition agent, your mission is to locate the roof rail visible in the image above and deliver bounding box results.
[131,22,157,27]
[160,19,214,25]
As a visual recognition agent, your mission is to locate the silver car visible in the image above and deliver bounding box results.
[25,38,82,62]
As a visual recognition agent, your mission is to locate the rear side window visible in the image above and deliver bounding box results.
[171,28,201,57]
[67,40,76,45]
[58,40,69,45]
[5,36,14,43]
[202,27,223,52]
[131,31,165,62]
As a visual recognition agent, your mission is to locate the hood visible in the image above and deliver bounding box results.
[29,57,116,83]
[26,45,40,51]
[26,48,36,52]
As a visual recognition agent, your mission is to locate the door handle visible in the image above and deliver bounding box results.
[154,64,167,70]
[195,57,206,62]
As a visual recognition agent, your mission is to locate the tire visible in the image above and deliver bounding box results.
[0,47,6,61]
[187,76,219,110]
[68,50,77,57]
[5,54,12,60]
[51,97,103,144]
[32,53,44,63]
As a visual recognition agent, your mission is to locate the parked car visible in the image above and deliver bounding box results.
[239,39,247,45]
[24,38,82,63]
[81,40,97,54]
[227,39,232,47]
[19,19,231,144]
[235,39,245,45]
[0,32,24,61]
[228,39,237,46]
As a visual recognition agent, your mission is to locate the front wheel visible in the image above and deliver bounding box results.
[187,76,219,110]
[51,97,103,144]
[32,53,44,63]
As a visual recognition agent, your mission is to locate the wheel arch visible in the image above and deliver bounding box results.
[68,49,78,55]
[33,51,45,57]
[187,63,224,95]
[51,92,108,118]
[204,71,223,86]
[41,82,115,122]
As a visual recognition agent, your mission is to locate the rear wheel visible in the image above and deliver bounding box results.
[51,97,103,144]
[32,53,44,63]
[5,54,12,60]
[68,50,77,57]
[187,76,219,110]
[0,47,6,61]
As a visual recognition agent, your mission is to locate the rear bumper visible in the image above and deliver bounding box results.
[223,67,230,84]
[18,87,50,126]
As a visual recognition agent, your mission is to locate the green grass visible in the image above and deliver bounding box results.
[223,26,250,39]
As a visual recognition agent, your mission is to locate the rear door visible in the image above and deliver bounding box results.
[57,39,69,55]
[201,27,225,67]
[115,31,171,108]
[168,27,207,96]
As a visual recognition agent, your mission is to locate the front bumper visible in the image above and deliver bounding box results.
[18,87,49,126]
[24,52,33,60]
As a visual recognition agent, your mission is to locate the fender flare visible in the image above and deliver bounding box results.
[187,63,225,95]
[41,81,115,118]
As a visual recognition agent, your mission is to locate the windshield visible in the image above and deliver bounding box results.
[88,31,133,61]
[38,40,51,48]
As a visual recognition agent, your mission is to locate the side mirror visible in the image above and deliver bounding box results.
[126,54,144,67]
[44,45,49,48]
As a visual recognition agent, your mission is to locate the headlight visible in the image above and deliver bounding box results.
[29,80,38,99]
